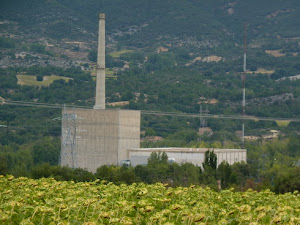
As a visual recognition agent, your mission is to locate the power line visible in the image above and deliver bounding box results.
[141,110,300,123]
[2,100,300,122]
[3,100,91,109]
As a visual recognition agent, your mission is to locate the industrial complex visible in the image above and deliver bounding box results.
[60,13,247,172]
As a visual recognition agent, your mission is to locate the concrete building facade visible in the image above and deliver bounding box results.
[61,108,140,172]
[127,148,246,167]
[60,13,141,172]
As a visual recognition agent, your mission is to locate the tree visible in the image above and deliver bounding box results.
[30,43,46,54]
[31,139,60,165]
[217,161,232,189]
[169,163,200,187]
[31,163,53,179]
[148,151,168,165]
[231,162,250,187]
[95,165,117,182]
[274,167,300,193]
[36,75,43,81]
[88,50,97,62]
[199,150,218,189]
[31,163,95,182]
[0,154,8,174]
[134,165,152,184]
[95,165,138,184]
[203,150,217,171]
[145,128,157,137]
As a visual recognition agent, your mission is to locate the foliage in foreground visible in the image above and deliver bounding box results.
[1,175,299,224]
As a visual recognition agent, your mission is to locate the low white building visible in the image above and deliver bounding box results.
[127,148,246,167]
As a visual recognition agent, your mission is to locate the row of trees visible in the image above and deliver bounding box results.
[94,150,299,193]
[1,141,299,194]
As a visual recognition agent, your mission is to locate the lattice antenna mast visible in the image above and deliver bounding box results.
[199,106,205,128]
[242,24,248,147]
[60,105,77,168]
[199,105,209,128]
[199,105,203,128]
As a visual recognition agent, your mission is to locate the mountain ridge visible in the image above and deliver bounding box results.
[1,0,299,47]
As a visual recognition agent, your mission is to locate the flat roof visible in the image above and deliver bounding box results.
[128,148,246,153]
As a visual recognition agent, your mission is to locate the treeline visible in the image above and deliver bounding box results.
[3,150,299,194]
[89,150,299,194]
[0,137,60,176]
[1,138,299,193]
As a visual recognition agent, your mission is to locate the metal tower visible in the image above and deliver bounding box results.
[60,105,77,168]
[199,105,209,128]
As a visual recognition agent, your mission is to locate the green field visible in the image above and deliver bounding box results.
[246,68,275,75]
[91,68,115,76]
[105,69,114,75]
[276,120,291,127]
[17,75,72,87]
[91,68,117,80]
[1,175,299,224]
[109,50,134,58]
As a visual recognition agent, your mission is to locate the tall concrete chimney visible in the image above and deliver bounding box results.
[94,13,106,109]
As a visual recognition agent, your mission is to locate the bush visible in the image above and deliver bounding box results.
[36,75,43,81]
[30,43,46,54]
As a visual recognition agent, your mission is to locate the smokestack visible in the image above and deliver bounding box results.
[94,13,106,109]
[242,24,248,147]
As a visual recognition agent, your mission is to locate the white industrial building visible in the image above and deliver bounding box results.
[127,148,247,167]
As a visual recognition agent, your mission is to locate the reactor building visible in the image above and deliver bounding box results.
[60,14,141,173]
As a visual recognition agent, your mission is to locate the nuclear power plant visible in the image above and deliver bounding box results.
[60,13,247,172]
[60,13,141,172]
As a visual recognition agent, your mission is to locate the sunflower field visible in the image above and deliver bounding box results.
[0,175,299,225]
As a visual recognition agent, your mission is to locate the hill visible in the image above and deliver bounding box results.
[0,0,299,142]
[1,0,300,47]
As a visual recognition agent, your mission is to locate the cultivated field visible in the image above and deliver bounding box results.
[109,50,134,58]
[1,175,299,224]
[276,120,291,127]
[265,50,285,57]
[17,75,72,87]
[91,68,117,81]
[246,68,275,75]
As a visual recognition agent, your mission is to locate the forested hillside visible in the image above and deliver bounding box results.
[1,0,300,47]
[0,0,299,190]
